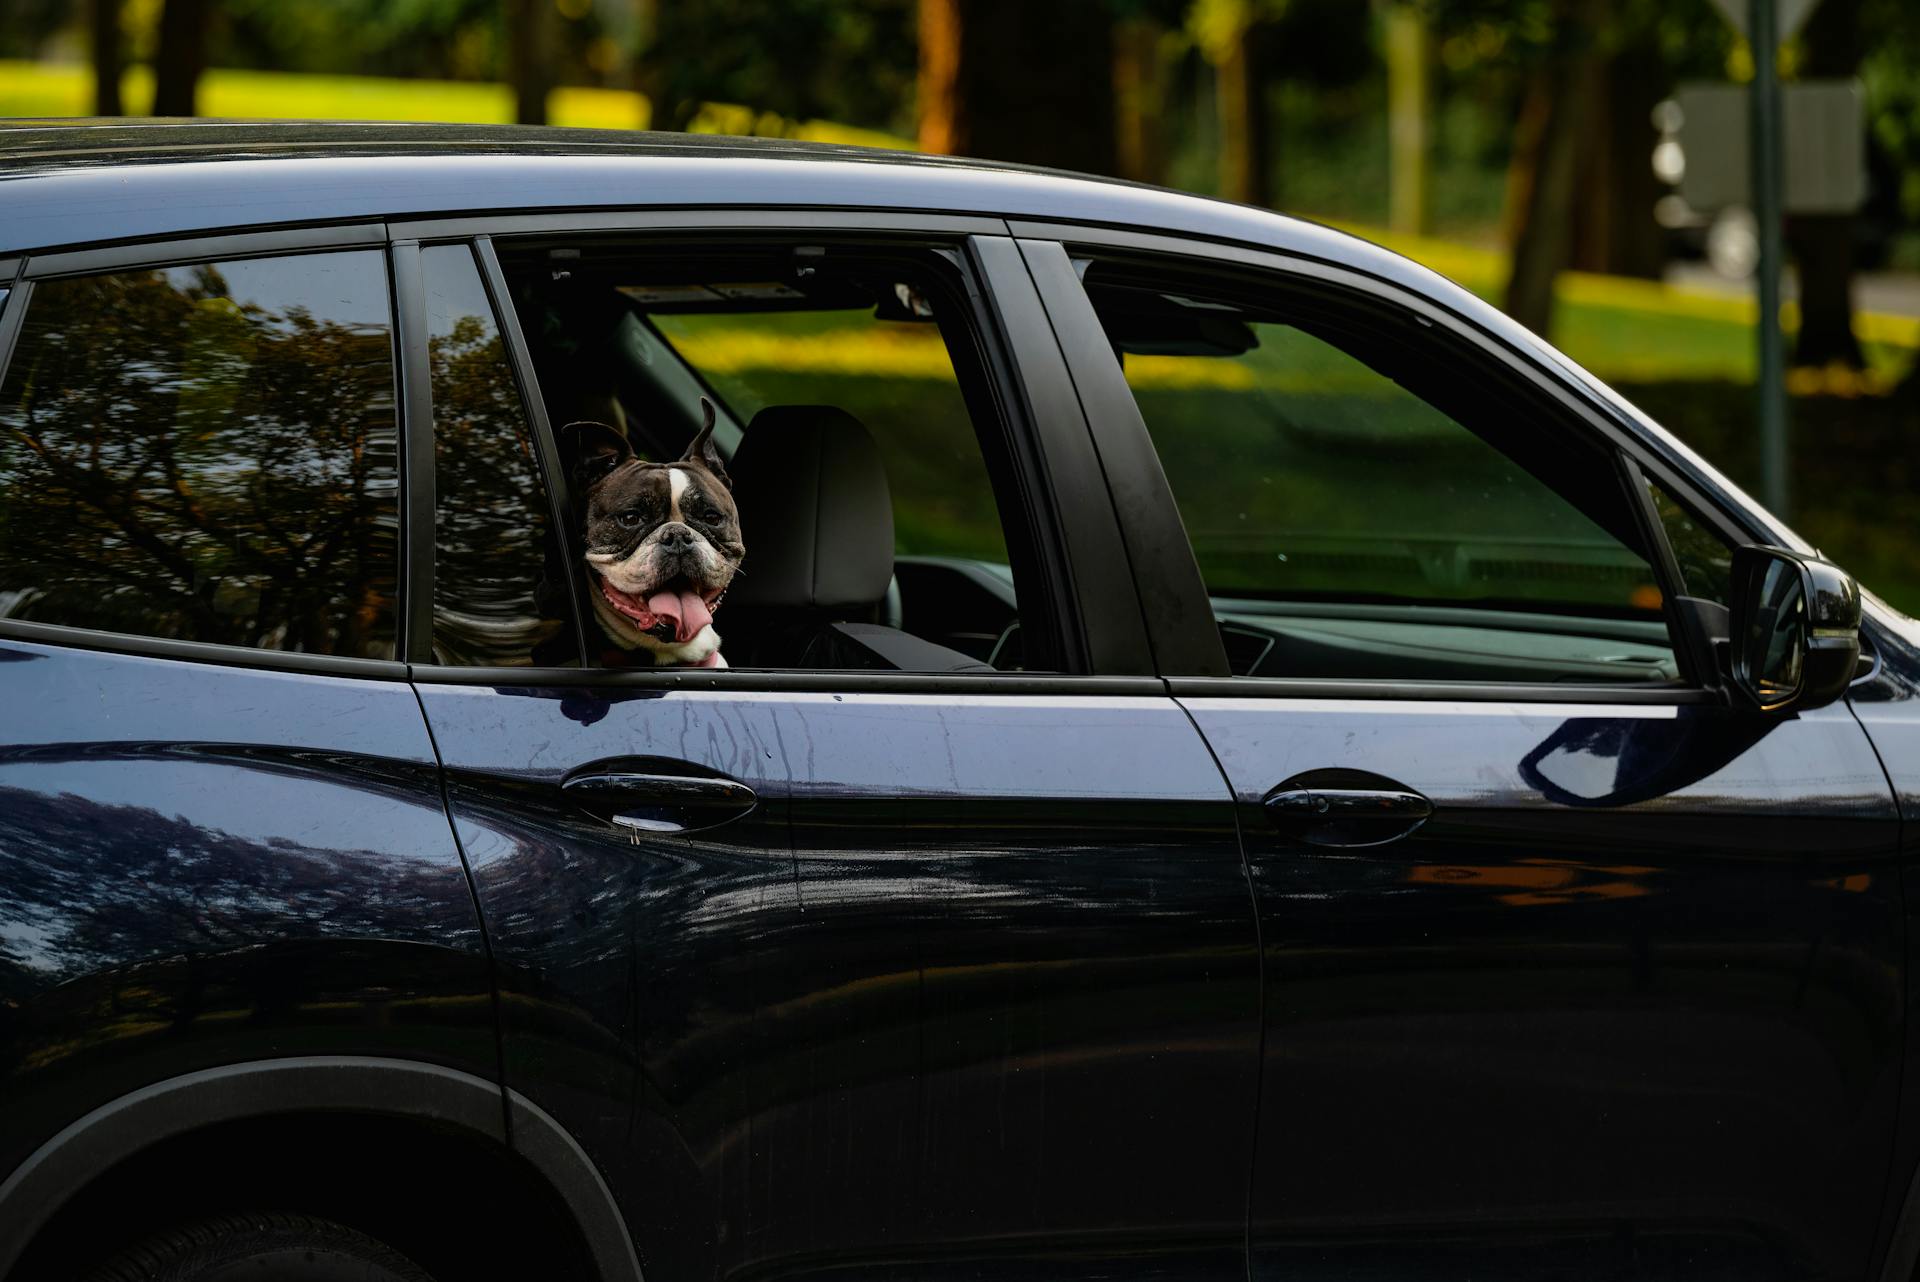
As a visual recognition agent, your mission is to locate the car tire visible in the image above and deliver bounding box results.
[82,1212,436,1282]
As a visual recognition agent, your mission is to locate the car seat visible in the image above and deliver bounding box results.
[722,405,992,672]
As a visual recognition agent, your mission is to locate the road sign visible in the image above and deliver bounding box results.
[1706,0,1820,43]
[1675,81,1865,215]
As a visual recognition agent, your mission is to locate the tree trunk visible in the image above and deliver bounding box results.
[1113,17,1168,185]
[1788,0,1864,369]
[916,0,1116,174]
[91,0,123,116]
[1216,19,1270,207]
[152,0,209,118]
[1385,3,1431,236]
[505,0,551,127]
[1570,38,1666,279]
[1502,0,1606,337]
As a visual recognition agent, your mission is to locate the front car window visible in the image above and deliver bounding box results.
[0,250,400,657]
[1082,263,1680,684]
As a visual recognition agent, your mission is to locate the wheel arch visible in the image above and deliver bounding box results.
[0,1055,642,1282]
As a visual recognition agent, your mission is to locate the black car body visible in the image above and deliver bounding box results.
[2,119,1919,1282]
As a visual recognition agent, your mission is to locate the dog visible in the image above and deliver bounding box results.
[563,399,744,668]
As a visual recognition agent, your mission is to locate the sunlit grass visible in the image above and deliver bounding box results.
[0,59,910,149]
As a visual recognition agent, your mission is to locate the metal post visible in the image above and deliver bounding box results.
[1750,0,1790,518]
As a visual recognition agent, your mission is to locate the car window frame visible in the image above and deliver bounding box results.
[1018,221,1737,707]
[387,209,1158,690]
[0,224,413,681]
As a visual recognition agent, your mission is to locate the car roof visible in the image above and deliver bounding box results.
[0,117,1374,266]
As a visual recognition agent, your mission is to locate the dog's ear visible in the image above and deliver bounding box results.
[560,421,631,491]
[680,397,730,489]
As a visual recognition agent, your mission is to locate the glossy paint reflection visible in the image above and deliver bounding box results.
[417,681,1260,1281]
[0,640,493,1188]
[1182,694,1901,1282]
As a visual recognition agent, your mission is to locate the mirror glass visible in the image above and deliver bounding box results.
[1741,558,1808,707]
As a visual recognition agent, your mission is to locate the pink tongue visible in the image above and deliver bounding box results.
[646,589,712,643]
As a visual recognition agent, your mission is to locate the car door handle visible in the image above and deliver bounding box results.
[1264,776,1432,848]
[562,767,757,837]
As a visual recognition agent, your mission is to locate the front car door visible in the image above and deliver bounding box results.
[1022,229,1904,1282]
[399,217,1261,1281]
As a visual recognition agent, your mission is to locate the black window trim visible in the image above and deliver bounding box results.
[1021,221,1737,707]
[389,240,436,664]
[0,224,414,681]
[22,223,389,281]
[387,209,1007,244]
[415,211,1159,688]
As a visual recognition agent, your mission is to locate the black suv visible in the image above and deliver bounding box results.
[3,120,1920,1282]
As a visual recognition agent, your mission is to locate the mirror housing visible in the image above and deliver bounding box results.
[1728,545,1861,715]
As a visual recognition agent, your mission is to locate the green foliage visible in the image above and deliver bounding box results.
[644,0,917,135]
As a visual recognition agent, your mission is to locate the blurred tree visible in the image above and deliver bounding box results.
[1789,0,1865,369]
[1426,0,1728,335]
[1501,0,1605,334]
[641,0,916,136]
[217,0,502,82]
[1385,2,1433,233]
[918,0,1118,172]
[505,0,552,124]
[1113,5,1185,183]
[91,0,124,115]
[153,0,210,116]
[1191,0,1274,204]
[0,0,70,59]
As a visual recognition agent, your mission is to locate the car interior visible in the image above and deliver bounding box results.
[493,237,1694,683]
[498,238,1041,673]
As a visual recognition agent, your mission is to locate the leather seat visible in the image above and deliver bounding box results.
[723,406,992,672]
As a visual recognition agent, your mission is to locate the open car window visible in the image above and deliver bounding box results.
[488,238,1052,674]
[1080,260,1683,685]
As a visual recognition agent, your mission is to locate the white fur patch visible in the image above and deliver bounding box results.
[667,467,690,522]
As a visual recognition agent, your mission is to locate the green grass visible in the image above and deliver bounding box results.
[0,59,910,149]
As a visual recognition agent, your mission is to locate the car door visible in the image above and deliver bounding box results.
[1023,231,1905,1282]
[0,234,497,1257]
[400,221,1261,1282]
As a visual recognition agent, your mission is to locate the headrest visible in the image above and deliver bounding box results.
[726,406,894,610]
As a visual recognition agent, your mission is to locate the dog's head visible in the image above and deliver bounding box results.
[563,399,744,661]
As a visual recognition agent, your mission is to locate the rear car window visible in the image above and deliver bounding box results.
[0,250,400,658]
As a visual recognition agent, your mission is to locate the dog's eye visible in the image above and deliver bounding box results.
[615,510,644,529]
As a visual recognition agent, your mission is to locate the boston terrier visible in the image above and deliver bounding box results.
[563,399,744,667]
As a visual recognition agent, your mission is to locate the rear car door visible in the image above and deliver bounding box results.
[0,236,496,1270]
[1023,230,1905,1282]
[400,219,1261,1281]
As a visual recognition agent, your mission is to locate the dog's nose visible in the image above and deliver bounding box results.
[658,524,694,551]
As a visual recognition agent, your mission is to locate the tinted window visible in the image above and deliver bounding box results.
[0,251,399,656]
[424,244,569,666]
[1647,478,1734,606]
[1085,265,1679,683]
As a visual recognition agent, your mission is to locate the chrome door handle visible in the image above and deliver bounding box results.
[562,765,756,837]
[1264,776,1432,848]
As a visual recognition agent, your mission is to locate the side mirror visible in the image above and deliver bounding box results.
[1728,545,1861,714]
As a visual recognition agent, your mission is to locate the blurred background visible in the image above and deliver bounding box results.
[2,0,1918,609]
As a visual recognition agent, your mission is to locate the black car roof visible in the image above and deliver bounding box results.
[0,117,1368,267]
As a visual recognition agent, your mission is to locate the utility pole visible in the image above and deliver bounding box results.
[1750,0,1790,517]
